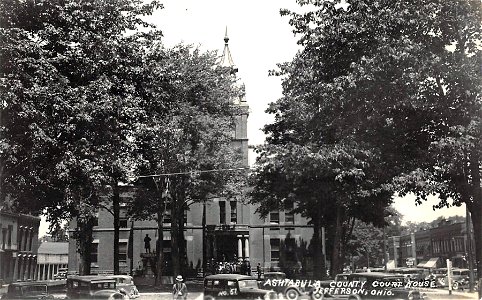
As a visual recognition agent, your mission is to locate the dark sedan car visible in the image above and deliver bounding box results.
[1,280,66,299]
[66,275,126,299]
[204,274,277,300]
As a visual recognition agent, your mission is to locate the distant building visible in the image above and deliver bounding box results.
[0,211,41,283]
[68,30,317,277]
[36,242,69,280]
[387,219,475,269]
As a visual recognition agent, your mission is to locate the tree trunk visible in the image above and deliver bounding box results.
[469,151,482,281]
[171,198,181,277]
[202,201,207,275]
[113,180,120,275]
[178,208,186,275]
[155,208,164,285]
[330,205,344,276]
[77,217,94,275]
[312,216,323,278]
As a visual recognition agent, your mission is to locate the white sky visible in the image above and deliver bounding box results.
[39,0,466,235]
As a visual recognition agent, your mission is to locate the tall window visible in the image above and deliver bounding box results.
[270,238,280,261]
[91,243,99,266]
[219,201,226,224]
[284,200,294,224]
[8,225,13,247]
[1,228,6,249]
[163,207,172,224]
[119,242,128,265]
[285,238,296,261]
[93,213,99,227]
[163,206,186,225]
[119,218,128,228]
[230,201,237,224]
[270,211,279,224]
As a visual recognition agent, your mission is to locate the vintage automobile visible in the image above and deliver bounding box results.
[204,274,278,300]
[427,268,478,290]
[53,268,69,280]
[394,268,427,281]
[66,275,127,299]
[1,280,66,299]
[313,272,425,300]
[260,271,308,300]
[110,275,139,299]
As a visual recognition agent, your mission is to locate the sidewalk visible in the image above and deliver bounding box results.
[418,287,479,300]
[137,279,204,293]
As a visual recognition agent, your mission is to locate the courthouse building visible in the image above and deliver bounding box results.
[68,32,316,276]
[0,211,40,283]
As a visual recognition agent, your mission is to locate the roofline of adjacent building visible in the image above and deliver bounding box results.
[0,210,41,221]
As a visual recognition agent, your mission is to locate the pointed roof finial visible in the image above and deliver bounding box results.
[220,26,237,73]
[224,26,229,44]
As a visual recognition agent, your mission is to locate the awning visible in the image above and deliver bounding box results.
[417,260,428,268]
[386,260,396,269]
[424,257,439,268]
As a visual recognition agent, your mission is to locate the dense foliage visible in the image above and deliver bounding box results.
[1,0,246,277]
[251,0,481,278]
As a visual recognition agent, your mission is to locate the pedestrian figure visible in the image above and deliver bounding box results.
[257,263,262,279]
[144,234,151,253]
[245,259,251,276]
[173,275,188,300]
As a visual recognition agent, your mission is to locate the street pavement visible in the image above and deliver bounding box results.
[420,288,479,300]
[135,290,480,300]
[138,292,203,300]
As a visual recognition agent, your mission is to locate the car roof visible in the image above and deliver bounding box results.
[205,274,254,280]
[347,272,404,278]
[9,280,66,287]
[264,272,286,276]
[67,275,116,282]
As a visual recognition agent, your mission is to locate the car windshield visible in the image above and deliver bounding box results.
[22,285,47,295]
[91,282,116,290]
[238,279,258,289]
[381,277,405,283]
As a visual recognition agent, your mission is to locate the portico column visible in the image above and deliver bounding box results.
[13,257,18,281]
[244,236,250,258]
[23,229,28,251]
[47,263,51,280]
[237,235,243,258]
[19,258,25,280]
[43,264,46,280]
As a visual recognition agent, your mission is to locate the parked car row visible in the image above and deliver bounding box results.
[0,275,139,300]
[203,271,428,300]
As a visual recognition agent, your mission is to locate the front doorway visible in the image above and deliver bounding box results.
[216,235,238,262]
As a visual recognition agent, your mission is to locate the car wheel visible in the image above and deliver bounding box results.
[285,289,299,300]
[204,295,215,300]
[452,281,459,290]
[310,291,324,300]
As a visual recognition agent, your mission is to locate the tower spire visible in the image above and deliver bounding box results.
[224,26,229,44]
[220,26,237,73]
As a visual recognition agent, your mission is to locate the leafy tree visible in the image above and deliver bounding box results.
[0,0,162,274]
[251,142,393,277]
[345,221,384,270]
[274,0,481,283]
[127,44,247,278]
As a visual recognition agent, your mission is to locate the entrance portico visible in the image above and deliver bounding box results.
[206,225,250,263]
